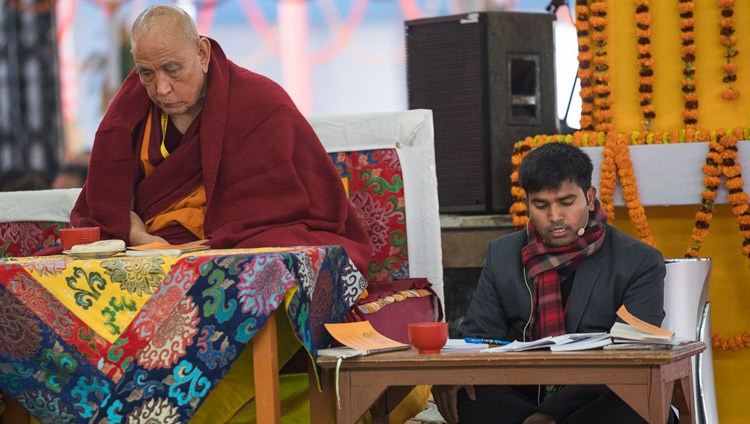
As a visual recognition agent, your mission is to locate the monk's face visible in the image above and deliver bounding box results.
[132,30,210,121]
[524,180,596,247]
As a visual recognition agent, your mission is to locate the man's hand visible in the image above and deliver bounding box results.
[431,385,475,424]
[128,211,168,246]
[522,412,556,424]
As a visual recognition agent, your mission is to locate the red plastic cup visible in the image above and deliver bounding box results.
[408,322,449,354]
[59,227,100,251]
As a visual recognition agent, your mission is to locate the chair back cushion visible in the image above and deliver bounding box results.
[0,221,68,257]
[329,148,408,283]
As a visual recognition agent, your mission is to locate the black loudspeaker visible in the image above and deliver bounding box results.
[406,11,559,213]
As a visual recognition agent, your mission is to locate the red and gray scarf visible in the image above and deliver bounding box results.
[522,199,607,340]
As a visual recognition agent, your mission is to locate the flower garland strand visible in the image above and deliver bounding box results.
[599,132,618,221]
[679,0,699,128]
[713,329,750,352]
[686,136,721,258]
[615,134,655,246]
[576,0,595,131]
[720,127,750,258]
[590,0,613,132]
[509,139,534,230]
[635,0,655,131]
[718,0,739,100]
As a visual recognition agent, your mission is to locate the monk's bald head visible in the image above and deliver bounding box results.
[129,4,211,126]
[131,4,198,48]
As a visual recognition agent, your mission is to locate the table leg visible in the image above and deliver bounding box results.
[370,395,390,424]
[609,383,650,421]
[648,369,672,424]
[310,364,335,424]
[672,375,695,424]
[368,386,414,423]
[339,371,388,424]
[253,313,280,424]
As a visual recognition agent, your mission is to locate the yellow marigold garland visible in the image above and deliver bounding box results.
[576,0,595,131]
[679,0,699,128]
[635,0,655,131]
[590,0,613,132]
[718,0,739,100]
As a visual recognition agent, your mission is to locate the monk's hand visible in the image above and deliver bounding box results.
[431,384,474,424]
[128,211,168,246]
[523,412,556,424]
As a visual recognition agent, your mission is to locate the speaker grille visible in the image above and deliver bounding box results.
[407,18,490,213]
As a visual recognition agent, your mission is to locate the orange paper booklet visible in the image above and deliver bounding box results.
[125,241,209,256]
[320,321,410,357]
[610,305,675,341]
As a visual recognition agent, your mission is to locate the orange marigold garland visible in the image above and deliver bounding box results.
[599,132,618,221]
[635,0,655,131]
[719,128,750,258]
[615,134,655,246]
[576,0,595,131]
[510,138,534,230]
[712,329,750,352]
[590,0,613,132]
[718,0,739,100]
[686,136,721,257]
[679,0,698,128]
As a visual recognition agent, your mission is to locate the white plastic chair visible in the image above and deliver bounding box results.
[661,258,719,424]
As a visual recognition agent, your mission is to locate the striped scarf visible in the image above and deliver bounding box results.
[522,199,607,340]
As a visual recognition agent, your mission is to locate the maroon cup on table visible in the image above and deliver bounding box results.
[408,322,449,354]
[59,227,100,251]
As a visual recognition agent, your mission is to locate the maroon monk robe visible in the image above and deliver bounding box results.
[70,38,372,273]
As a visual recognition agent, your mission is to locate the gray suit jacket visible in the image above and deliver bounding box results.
[460,224,666,342]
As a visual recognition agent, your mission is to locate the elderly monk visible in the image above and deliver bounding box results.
[70,4,371,273]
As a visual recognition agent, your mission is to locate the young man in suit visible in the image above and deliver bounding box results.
[433,142,667,424]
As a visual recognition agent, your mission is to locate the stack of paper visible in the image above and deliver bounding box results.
[440,339,489,352]
[481,333,611,353]
[318,321,410,358]
[125,241,209,256]
[550,333,612,351]
[610,305,689,345]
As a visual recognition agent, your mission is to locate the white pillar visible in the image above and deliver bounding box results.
[278,0,313,115]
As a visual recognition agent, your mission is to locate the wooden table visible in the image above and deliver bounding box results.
[313,342,706,424]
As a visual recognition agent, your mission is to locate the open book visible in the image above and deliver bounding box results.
[481,332,611,353]
[125,241,210,257]
[609,305,677,343]
[318,321,410,358]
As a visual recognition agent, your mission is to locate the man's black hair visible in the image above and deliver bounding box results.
[518,142,593,195]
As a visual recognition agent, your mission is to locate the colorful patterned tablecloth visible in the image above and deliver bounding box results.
[0,246,365,423]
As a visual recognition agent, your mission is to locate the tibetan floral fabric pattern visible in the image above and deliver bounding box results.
[0,221,68,258]
[0,246,364,423]
[329,149,408,282]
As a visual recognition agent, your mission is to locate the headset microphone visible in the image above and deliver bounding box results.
[577,216,590,237]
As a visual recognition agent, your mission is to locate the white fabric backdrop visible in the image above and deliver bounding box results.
[309,109,444,308]
[586,141,750,207]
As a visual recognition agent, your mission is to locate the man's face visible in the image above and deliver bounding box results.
[131,32,209,119]
[525,180,596,247]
